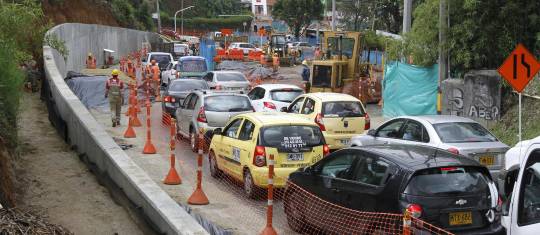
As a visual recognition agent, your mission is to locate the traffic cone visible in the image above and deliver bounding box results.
[188,129,209,205]
[123,117,136,138]
[163,119,181,185]
[143,97,156,154]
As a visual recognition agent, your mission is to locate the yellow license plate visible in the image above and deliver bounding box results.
[479,156,494,166]
[449,212,472,226]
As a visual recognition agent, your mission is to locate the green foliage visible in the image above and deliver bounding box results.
[0,40,24,150]
[111,0,137,29]
[161,16,252,31]
[192,0,243,18]
[44,33,69,61]
[389,0,540,75]
[136,1,154,31]
[272,0,324,38]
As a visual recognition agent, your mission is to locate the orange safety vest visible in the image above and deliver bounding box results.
[145,64,152,78]
[127,65,136,78]
[151,65,160,81]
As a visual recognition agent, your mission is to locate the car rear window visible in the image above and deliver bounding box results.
[404,167,490,196]
[323,101,366,117]
[169,80,207,92]
[433,122,497,143]
[204,95,252,112]
[270,89,303,102]
[216,73,247,82]
[150,54,171,63]
[260,125,324,148]
[176,60,207,73]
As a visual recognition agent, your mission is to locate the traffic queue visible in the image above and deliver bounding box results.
[148,48,528,234]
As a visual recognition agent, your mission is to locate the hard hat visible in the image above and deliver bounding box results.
[88,52,92,57]
[302,60,308,65]
[111,69,120,76]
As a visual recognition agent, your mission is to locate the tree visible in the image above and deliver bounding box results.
[272,0,324,38]
[336,0,371,31]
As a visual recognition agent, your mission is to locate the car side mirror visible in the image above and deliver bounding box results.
[280,107,288,112]
[367,129,376,136]
[213,128,222,136]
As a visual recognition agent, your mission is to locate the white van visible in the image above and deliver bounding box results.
[501,136,540,234]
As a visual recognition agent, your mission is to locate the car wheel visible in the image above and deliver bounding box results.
[190,131,198,153]
[285,188,305,232]
[209,151,221,178]
[243,170,257,199]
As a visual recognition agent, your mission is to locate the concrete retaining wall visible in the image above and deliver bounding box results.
[43,23,208,235]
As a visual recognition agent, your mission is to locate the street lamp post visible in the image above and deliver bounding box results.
[174,6,195,35]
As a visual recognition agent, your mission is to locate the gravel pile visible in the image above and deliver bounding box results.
[0,208,72,235]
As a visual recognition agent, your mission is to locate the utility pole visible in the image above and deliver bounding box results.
[181,0,184,36]
[156,0,161,33]
[438,0,448,114]
[403,0,412,33]
[331,0,336,31]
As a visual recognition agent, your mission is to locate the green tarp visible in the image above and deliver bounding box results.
[382,62,439,118]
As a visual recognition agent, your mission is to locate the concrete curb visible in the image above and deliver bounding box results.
[43,23,208,235]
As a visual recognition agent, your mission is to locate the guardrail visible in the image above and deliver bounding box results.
[43,23,208,235]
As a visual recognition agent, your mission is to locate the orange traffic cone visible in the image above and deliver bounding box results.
[188,129,209,205]
[143,97,156,154]
[123,117,136,138]
[163,119,181,185]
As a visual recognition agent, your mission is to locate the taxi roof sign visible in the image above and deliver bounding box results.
[497,43,540,93]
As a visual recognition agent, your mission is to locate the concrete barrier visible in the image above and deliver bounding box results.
[43,23,208,235]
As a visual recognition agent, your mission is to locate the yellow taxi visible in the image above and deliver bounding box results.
[283,92,369,150]
[208,112,329,198]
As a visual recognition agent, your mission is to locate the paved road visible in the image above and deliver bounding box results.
[88,64,385,234]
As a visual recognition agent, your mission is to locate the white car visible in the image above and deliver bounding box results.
[247,84,304,112]
[228,42,261,55]
[142,52,174,71]
[203,71,251,92]
[161,61,178,86]
[501,136,540,234]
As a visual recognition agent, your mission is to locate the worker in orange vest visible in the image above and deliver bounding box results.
[86,53,96,69]
[126,60,136,78]
[272,52,280,72]
[144,61,152,81]
[105,69,124,127]
[150,60,161,101]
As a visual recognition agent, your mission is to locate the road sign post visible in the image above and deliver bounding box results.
[497,43,540,142]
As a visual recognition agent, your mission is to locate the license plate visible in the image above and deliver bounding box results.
[479,155,495,166]
[449,211,472,226]
[340,139,351,145]
[287,153,304,161]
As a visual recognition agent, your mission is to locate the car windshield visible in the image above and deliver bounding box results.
[216,73,246,82]
[240,44,254,48]
[169,80,207,92]
[433,122,497,143]
[270,89,303,102]
[204,95,252,112]
[150,54,171,64]
[323,101,365,117]
[176,60,207,72]
[404,167,490,196]
[260,125,324,149]
[273,36,286,45]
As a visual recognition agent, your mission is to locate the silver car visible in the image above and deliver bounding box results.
[351,115,509,179]
[175,90,254,152]
[203,71,251,92]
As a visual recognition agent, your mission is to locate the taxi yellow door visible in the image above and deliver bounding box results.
[233,119,257,179]
[219,118,243,180]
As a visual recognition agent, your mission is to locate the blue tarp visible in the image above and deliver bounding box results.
[382,62,439,118]
[199,39,216,71]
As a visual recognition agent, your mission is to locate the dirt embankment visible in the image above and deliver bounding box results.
[0,140,15,208]
[42,0,119,27]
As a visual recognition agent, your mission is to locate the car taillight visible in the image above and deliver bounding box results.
[315,113,326,131]
[197,106,207,123]
[407,204,422,218]
[263,102,276,110]
[323,144,330,156]
[253,146,266,167]
[441,167,458,171]
[176,71,180,78]
[164,96,175,103]
[447,147,459,155]
[364,113,371,130]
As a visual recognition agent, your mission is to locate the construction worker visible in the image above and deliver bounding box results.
[86,53,96,69]
[105,69,124,127]
[301,60,311,92]
[272,52,280,72]
[150,60,161,101]
[126,60,136,79]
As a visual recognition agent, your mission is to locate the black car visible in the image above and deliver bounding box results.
[284,145,502,234]
[161,79,209,116]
